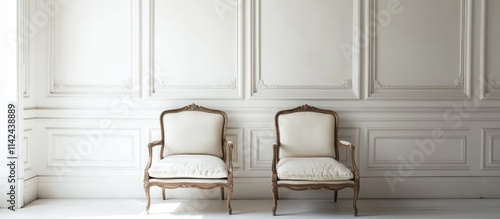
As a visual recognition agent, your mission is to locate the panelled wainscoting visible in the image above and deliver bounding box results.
[18,0,500,205]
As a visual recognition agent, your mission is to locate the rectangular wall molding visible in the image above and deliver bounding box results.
[250,0,361,99]
[367,128,469,170]
[366,0,472,99]
[481,128,500,170]
[480,0,500,99]
[22,129,35,179]
[43,127,142,174]
[47,0,142,97]
[147,0,244,99]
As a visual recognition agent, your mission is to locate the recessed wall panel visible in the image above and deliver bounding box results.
[368,128,469,170]
[376,0,461,86]
[368,0,471,99]
[50,0,138,95]
[482,129,500,170]
[252,0,360,99]
[152,0,242,98]
[260,0,353,86]
[482,0,500,98]
[45,128,141,169]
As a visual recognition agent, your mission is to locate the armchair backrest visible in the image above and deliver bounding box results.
[275,105,339,159]
[160,104,227,159]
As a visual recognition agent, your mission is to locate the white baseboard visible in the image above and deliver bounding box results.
[23,177,38,205]
[0,177,6,208]
[35,176,500,199]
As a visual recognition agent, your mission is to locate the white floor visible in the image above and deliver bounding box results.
[1,199,500,219]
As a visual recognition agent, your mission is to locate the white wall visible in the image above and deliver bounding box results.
[0,0,19,209]
[21,0,500,200]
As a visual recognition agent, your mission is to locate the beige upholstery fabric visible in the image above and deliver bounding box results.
[277,157,353,181]
[149,178,228,184]
[278,112,336,159]
[163,111,223,158]
[149,155,228,178]
[277,180,355,185]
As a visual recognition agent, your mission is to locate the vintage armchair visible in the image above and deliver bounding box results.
[271,105,360,216]
[143,104,234,214]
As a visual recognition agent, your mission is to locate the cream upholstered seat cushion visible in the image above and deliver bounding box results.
[277,157,353,181]
[163,111,223,158]
[148,155,228,179]
[278,112,336,159]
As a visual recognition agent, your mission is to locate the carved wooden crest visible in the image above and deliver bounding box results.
[183,103,203,110]
[296,104,314,111]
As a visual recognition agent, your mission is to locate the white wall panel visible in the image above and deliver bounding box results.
[251,0,360,99]
[42,127,141,175]
[22,129,35,179]
[367,128,469,170]
[48,0,140,97]
[23,178,37,205]
[482,128,500,170]
[481,0,500,99]
[367,0,471,99]
[151,0,243,99]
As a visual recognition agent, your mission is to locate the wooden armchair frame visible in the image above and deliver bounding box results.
[143,104,234,214]
[271,105,360,216]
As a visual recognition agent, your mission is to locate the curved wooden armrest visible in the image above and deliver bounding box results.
[224,140,234,174]
[272,144,279,176]
[148,140,163,148]
[144,140,163,181]
[337,140,360,180]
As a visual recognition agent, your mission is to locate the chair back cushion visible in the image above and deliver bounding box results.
[162,111,223,158]
[278,111,336,159]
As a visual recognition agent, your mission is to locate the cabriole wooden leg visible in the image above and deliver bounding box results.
[353,186,360,216]
[144,184,151,214]
[272,184,278,216]
[227,185,233,215]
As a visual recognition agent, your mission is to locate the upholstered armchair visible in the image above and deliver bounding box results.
[143,104,234,214]
[271,105,360,216]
